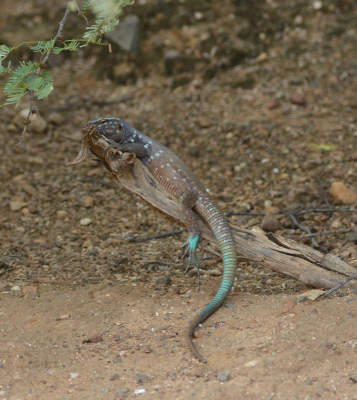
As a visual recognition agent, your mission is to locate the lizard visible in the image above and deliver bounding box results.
[83,116,238,363]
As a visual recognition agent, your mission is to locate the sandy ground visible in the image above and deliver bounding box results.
[1,0,357,399]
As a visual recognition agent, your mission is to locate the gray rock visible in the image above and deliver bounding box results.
[217,370,231,382]
[105,15,140,52]
[100,387,109,393]
[154,276,172,286]
[117,388,130,395]
[110,373,119,381]
[113,357,122,364]
[87,248,99,256]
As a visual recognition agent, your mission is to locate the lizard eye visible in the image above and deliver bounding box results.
[99,119,107,125]
[117,123,123,130]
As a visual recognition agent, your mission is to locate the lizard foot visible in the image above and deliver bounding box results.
[104,139,122,155]
[181,235,201,291]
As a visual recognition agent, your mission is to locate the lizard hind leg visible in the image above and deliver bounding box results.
[179,190,202,290]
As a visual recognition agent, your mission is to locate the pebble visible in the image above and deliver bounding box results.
[154,276,172,286]
[329,181,357,204]
[225,302,237,309]
[9,201,28,211]
[134,388,146,394]
[113,357,123,364]
[198,116,211,128]
[267,99,279,110]
[137,374,149,381]
[83,195,94,208]
[117,388,130,395]
[110,373,119,381]
[206,269,222,276]
[87,248,99,256]
[260,212,281,232]
[0,363,3,368]
[56,210,68,219]
[217,371,231,382]
[100,387,109,394]
[80,218,92,226]
[289,93,306,106]
[13,109,47,133]
[244,360,258,367]
[11,286,20,291]
[143,345,151,353]
[297,295,307,303]
[69,373,78,379]
[347,233,357,244]
[350,376,357,383]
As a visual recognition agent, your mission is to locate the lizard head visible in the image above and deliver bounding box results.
[84,117,126,143]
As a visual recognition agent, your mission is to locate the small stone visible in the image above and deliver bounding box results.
[117,388,130,395]
[134,389,146,395]
[256,52,267,63]
[110,373,119,381]
[267,99,279,110]
[137,374,149,381]
[143,345,151,353]
[100,387,109,394]
[350,376,357,383]
[13,109,47,133]
[70,373,79,379]
[82,239,93,248]
[21,207,31,215]
[23,285,37,294]
[113,357,123,364]
[193,329,204,339]
[198,117,211,128]
[329,182,357,204]
[261,212,281,232]
[9,201,28,211]
[244,360,258,367]
[56,210,68,218]
[225,302,237,309]
[11,286,21,291]
[290,93,306,106]
[83,195,94,208]
[347,233,357,244]
[80,218,92,226]
[265,359,273,366]
[298,354,305,361]
[298,295,307,303]
[217,371,231,382]
[207,269,222,276]
[87,248,99,256]
[154,276,172,286]
[301,289,325,301]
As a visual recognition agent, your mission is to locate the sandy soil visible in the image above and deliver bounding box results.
[1,1,357,399]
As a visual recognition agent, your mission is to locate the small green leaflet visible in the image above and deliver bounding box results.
[4,61,53,107]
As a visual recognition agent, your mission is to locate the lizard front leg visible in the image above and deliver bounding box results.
[180,190,203,290]
[105,139,148,158]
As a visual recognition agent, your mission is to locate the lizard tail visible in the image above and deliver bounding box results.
[187,197,238,363]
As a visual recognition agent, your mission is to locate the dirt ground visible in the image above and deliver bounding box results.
[1,0,357,399]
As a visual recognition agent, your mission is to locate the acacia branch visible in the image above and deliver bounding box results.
[17,2,71,148]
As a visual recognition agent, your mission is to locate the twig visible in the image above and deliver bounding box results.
[290,229,356,239]
[322,274,357,298]
[17,2,71,148]
[139,260,182,267]
[128,229,186,243]
[0,268,15,277]
[288,214,319,248]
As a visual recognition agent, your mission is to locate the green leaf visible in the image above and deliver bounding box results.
[4,61,53,106]
[311,143,338,152]
[29,39,55,54]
